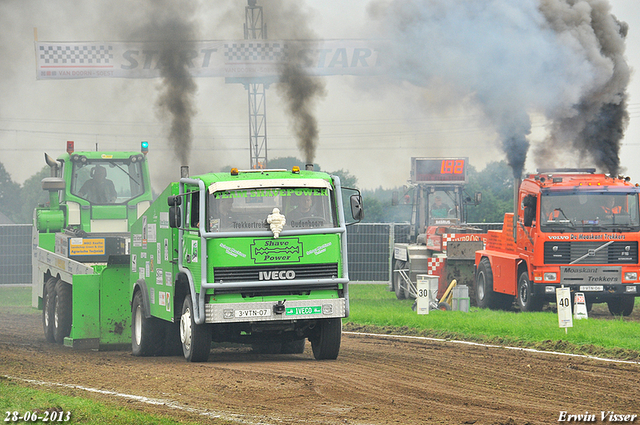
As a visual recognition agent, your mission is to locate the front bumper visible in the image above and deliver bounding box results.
[204,298,346,324]
[534,283,639,301]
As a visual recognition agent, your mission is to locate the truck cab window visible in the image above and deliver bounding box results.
[208,187,336,233]
[70,159,145,204]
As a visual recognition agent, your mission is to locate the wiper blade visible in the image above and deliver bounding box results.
[545,220,576,229]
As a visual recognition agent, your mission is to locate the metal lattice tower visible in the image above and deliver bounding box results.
[245,1,268,169]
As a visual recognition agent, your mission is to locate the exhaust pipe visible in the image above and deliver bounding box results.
[513,177,521,243]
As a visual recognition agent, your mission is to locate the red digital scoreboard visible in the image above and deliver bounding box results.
[411,158,468,184]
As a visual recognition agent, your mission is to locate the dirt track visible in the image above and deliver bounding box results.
[1,306,639,425]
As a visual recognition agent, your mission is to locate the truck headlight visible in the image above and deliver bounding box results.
[543,272,557,282]
[625,286,637,293]
[624,272,637,281]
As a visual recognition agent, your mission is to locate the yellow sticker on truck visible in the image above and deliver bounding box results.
[69,238,105,256]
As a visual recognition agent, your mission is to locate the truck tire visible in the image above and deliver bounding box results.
[180,295,212,362]
[43,277,58,343]
[53,280,72,344]
[311,318,341,360]
[393,260,407,300]
[607,296,635,316]
[436,301,451,311]
[131,290,164,356]
[475,258,495,309]
[281,339,306,354]
[516,271,544,312]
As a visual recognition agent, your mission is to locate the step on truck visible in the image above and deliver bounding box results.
[130,165,363,361]
[475,168,640,315]
[32,141,153,349]
[391,157,485,304]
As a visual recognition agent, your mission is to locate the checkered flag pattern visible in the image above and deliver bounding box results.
[224,42,288,62]
[441,234,457,251]
[39,45,114,65]
[427,258,444,275]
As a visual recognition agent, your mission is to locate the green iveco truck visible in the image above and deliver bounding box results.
[130,165,363,361]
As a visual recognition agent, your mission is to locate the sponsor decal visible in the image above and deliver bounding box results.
[220,243,247,258]
[69,238,105,256]
[251,238,302,264]
[306,242,332,256]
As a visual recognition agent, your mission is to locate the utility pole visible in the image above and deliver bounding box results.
[245,0,268,169]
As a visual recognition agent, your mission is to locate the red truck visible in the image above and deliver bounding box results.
[475,168,640,315]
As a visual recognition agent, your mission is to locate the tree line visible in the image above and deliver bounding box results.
[0,158,513,225]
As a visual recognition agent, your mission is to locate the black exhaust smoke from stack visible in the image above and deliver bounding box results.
[125,0,200,166]
[265,0,326,165]
[277,45,327,165]
[534,4,630,176]
[369,0,630,180]
[157,37,198,167]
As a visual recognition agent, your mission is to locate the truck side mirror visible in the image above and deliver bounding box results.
[475,192,482,205]
[350,194,364,221]
[169,206,181,228]
[168,195,182,207]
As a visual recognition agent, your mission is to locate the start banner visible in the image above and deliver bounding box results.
[35,40,383,80]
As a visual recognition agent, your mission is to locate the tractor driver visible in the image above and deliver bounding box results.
[78,165,117,204]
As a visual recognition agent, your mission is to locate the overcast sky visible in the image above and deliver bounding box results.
[1,0,639,191]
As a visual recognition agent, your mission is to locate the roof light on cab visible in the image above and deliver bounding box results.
[230,168,239,176]
[141,141,149,155]
[67,141,74,154]
[292,166,300,174]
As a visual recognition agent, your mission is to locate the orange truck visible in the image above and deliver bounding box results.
[474,168,640,315]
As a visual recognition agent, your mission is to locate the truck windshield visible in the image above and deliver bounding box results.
[70,159,145,204]
[427,190,460,224]
[540,192,640,232]
[208,187,336,232]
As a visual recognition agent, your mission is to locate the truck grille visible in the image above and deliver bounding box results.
[544,241,638,265]
[213,263,339,283]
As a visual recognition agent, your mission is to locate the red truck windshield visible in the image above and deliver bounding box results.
[540,192,640,231]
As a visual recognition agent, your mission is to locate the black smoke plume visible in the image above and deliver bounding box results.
[264,0,327,164]
[369,0,630,179]
[277,45,327,164]
[534,4,630,176]
[125,0,200,166]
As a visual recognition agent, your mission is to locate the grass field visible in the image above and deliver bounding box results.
[0,382,208,425]
[344,283,640,360]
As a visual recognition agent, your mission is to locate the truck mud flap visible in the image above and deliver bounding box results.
[64,263,131,350]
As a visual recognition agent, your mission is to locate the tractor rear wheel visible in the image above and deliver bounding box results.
[43,277,58,343]
[393,260,407,300]
[53,280,72,344]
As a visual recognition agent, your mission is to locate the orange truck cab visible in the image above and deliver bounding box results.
[475,168,640,316]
